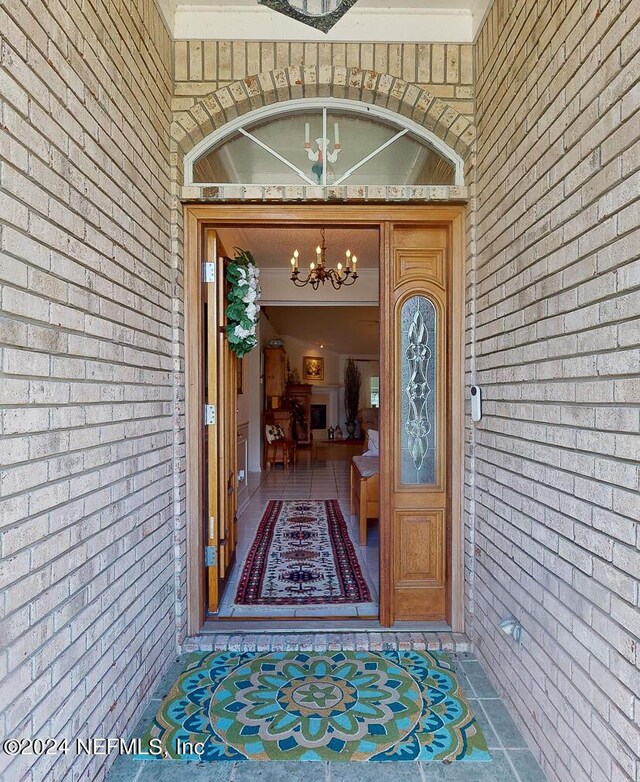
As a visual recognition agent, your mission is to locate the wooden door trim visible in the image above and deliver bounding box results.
[183,203,466,635]
[449,209,465,632]
[185,206,205,635]
[378,220,392,627]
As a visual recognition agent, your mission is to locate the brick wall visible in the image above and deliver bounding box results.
[0,0,175,779]
[172,40,475,121]
[470,2,640,781]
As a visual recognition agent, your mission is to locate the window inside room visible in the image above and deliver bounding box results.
[370,376,379,408]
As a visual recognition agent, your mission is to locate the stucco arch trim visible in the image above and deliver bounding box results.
[175,66,475,203]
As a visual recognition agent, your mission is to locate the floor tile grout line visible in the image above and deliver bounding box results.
[503,748,526,782]
[478,700,504,750]
[476,698,526,782]
[459,663,478,699]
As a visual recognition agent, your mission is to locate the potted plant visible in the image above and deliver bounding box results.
[344,358,362,439]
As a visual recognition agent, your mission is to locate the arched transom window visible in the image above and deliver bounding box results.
[185,99,464,190]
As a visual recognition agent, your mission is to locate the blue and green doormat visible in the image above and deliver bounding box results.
[136,650,490,763]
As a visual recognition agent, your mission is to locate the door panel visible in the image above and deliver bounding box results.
[204,229,238,614]
[395,511,445,584]
[384,223,450,622]
[394,248,446,288]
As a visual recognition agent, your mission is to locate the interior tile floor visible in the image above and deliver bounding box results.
[216,448,380,619]
[107,653,548,782]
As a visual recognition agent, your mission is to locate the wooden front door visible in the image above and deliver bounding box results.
[204,228,238,614]
[381,221,452,622]
[185,205,464,634]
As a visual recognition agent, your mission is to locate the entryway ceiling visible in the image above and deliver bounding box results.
[163,0,491,41]
[264,305,379,354]
[216,226,379,268]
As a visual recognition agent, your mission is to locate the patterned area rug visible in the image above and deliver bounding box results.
[136,650,490,762]
[235,500,371,605]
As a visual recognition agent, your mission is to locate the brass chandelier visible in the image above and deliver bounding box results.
[290,228,359,290]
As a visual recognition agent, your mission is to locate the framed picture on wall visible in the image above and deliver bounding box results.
[303,356,324,381]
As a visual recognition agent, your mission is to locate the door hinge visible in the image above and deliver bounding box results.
[202,262,216,283]
[204,545,217,566]
[204,404,216,425]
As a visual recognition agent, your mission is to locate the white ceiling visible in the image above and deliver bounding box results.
[264,305,380,354]
[216,225,379,268]
[164,0,492,41]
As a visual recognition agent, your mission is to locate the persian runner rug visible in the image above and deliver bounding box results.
[136,650,491,762]
[235,499,371,605]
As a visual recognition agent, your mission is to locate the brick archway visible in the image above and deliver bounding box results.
[173,66,475,201]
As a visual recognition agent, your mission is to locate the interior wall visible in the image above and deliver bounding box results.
[0,1,175,780]
[277,337,379,434]
[255,311,279,467]
[281,335,341,387]
[243,330,263,472]
[471,3,640,782]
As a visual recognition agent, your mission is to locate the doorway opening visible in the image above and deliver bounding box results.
[184,204,465,634]
[213,225,381,620]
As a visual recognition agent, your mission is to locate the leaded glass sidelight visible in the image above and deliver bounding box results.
[400,296,437,485]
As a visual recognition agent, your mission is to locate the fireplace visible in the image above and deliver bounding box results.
[310,404,327,430]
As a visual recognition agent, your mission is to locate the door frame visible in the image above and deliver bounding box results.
[184,203,466,635]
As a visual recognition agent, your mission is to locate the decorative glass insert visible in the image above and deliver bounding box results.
[400,296,437,485]
[258,0,359,32]
[189,103,461,189]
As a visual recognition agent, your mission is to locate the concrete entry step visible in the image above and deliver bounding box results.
[183,631,472,654]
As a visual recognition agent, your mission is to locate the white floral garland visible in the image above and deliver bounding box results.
[225,249,261,358]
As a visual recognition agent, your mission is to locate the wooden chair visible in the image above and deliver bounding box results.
[264,416,296,470]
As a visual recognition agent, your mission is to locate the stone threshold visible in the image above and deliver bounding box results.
[183,631,472,653]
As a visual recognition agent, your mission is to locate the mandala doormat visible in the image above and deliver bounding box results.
[235,499,371,605]
[136,650,490,763]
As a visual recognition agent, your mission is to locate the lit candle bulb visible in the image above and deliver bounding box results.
[352,255,357,267]
[310,261,315,270]
[290,257,296,267]
[316,245,321,255]
[337,262,342,272]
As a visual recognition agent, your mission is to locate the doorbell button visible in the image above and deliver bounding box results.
[470,385,482,422]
